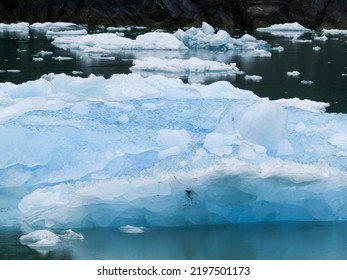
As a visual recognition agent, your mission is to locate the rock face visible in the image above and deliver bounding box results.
[0,0,346,29]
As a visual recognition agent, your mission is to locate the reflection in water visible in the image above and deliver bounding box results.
[3,222,347,260]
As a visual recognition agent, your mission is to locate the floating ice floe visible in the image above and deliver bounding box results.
[301,80,314,85]
[312,46,321,51]
[257,22,311,39]
[119,225,147,234]
[245,75,262,82]
[30,22,82,31]
[130,57,243,74]
[52,56,73,61]
[52,32,188,53]
[322,29,347,35]
[19,230,60,248]
[52,22,269,55]
[19,229,83,254]
[46,29,88,37]
[174,22,269,50]
[287,71,301,77]
[0,22,29,31]
[1,73,345,227]
[313,35,328,41]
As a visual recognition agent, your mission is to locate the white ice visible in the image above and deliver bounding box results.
[245,75,262,82]
[52,22,269,55]
[287,71,301,77]
[119,225,146,234]
[322,29,347,35]
[130,57,242,74]
[257,22,311,39]
[174,22,269,50]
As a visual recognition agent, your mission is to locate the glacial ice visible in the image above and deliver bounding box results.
[19,229,83,253]
[0,72,346,228]
[257,22,311,39]
[130,57,243,74]
[322,29,347,35]
[51,22,269,55]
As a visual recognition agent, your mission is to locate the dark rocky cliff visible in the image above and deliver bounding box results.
[0,0,346,29]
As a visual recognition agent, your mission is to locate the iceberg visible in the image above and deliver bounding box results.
[130,57,243,74]
[257,22,311,39]
[52,32,188,54]
[322,29,347,35]
[51,22,269,55]
[30,22,83,31]
[1,73,347,228]
[174,22,269,50]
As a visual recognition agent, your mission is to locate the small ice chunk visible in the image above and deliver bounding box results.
[313,35,328,41]
[33,57,44,62]
[312,46,321,51]
[287,71,301,77]
[59,229,84,240]
[252,49,272,57]
[72,70,84,75]
[7,69,21,73]
[52,56,73,61]
[119,225,146,234]
[19,230,60,248]
[301,80,314,85]
[245,75,262,82]
[272,46,284,52]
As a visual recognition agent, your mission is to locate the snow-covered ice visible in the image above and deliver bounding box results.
[30,22,82,31]
[19,229,83,253]
[52,32,188,53]
[119,225,146,234]
[322,29,347,35]
[287,71,301,77]
[174,22,269,50]
[0,72,346,228]
[130,57,243,74]
[245,75,262,82]
[257,22,310,39]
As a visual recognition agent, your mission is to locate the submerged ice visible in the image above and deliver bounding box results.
[1,72,346,228]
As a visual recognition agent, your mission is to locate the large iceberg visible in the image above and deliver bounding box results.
[1,72,346,229]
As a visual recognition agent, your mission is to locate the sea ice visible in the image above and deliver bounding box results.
[19,230,60,248]
[322,29,347,35]
[256,22,310,39]
[119,225,146,234]
[130,57,242,74]
[0,73,347,228]
[287,71,301,77]
[46,29,88,37]
[174,23,269,50]
[30,22,82,31]
[245,75,262,82]
[52,22,269,55]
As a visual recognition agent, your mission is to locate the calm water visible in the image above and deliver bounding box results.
[0,27,347,260]
[3,222,347,260]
